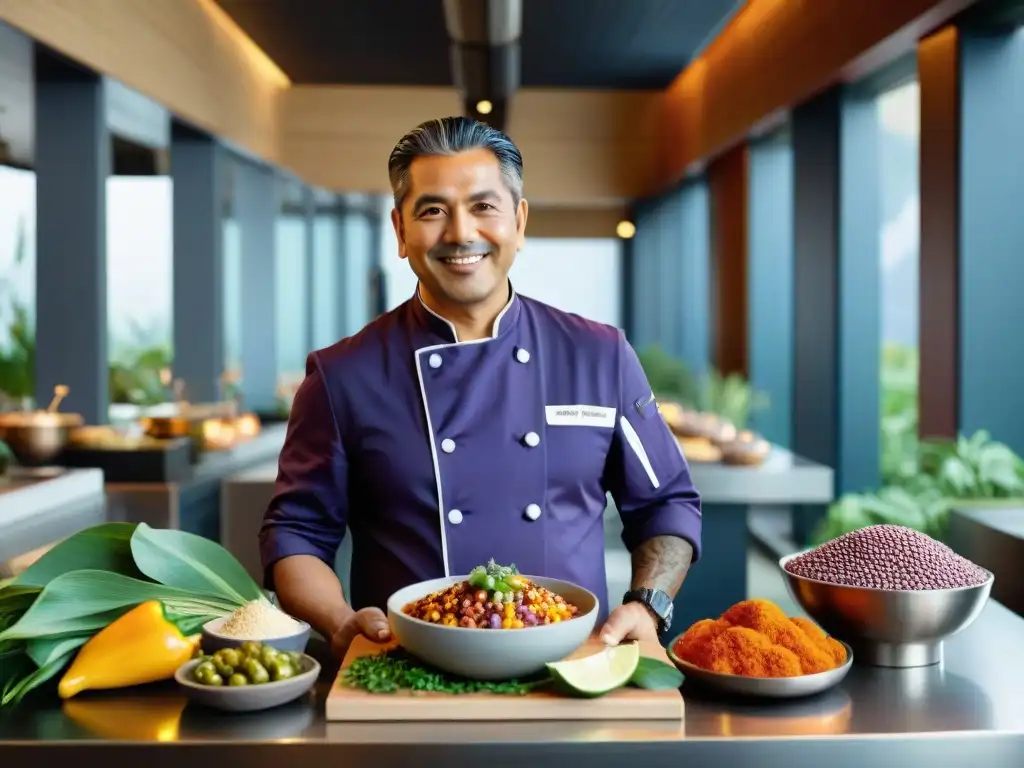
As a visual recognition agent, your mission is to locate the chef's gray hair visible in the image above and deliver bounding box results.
[387,116,524,210]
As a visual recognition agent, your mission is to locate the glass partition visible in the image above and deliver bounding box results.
[106,174,173,407]
[0,166,35,408]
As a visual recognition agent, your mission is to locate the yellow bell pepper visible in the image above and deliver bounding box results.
[58,600,200,699]
[63,694,187,741]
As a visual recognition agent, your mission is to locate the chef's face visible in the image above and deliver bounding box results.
[393,148,528,311]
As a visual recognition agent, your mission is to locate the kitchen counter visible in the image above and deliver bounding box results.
[104,425,287,543]
[947,505,1024,619]
[1,599,1021,766]
[685,444,832,505]
[0,468,106,569]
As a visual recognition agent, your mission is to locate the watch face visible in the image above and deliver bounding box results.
[650,590,673,620]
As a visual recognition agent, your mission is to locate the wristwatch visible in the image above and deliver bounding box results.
[622,587,674,635]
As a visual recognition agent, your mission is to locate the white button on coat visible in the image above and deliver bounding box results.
[524,503,542,521]
[448,509,463,525]
[524,431,540,447]
[441,438,456,454]
[428,353,443,369]
[516,348,531,364]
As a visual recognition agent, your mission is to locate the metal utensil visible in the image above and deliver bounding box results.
[779,554,993,668]
[46,384,69,413]
[667,639,854,699]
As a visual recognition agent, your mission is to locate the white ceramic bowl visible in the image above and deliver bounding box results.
[201,616,311,654]
[387,575,599,680]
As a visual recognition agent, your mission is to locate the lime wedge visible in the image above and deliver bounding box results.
[546,642,641,697]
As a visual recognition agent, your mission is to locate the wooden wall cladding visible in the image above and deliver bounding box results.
[279,86,662,204]
[0,0,285,161]
[524,207,628,239]
[655,0,978,192]
[917,26,960,440]
[708,144,749,378]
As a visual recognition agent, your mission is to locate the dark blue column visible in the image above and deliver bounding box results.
[171,123,225,403]
[303,186,316,355]
[620,225,635,340]
[748,132,795,448]
[958,30,1024,453]
[236,160,278,413]
[34,52,110,424]
[629,199,656,350]
[791,86,881,542]
[678,180,711,379]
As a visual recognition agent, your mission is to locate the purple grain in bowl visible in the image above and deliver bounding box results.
[784,524,991,591]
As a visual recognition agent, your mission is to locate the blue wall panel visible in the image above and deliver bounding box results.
[747,134,794,448]
[679,181,711,378]
[959,31,1024,454]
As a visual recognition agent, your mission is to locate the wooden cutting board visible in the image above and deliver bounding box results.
[326,636,684,722]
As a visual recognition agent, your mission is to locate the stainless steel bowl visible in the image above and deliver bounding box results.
[668,639,853,699]
[779,553,993,668]
[0,412,84,466]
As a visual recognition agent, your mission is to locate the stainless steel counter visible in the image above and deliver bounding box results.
[687,444,833,505]
[1,599,1022,766]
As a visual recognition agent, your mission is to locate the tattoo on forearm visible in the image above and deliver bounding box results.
[631,535,694,597]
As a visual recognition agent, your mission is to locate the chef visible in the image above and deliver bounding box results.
[259,116,703,659]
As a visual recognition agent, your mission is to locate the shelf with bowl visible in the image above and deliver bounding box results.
[0,384,83,471]
[779,553,993,668]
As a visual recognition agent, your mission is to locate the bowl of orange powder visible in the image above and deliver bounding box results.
[667,599,853,698]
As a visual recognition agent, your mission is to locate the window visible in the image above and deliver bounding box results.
[0,165,35,405]
[876,79,920,482]
[341,212,374,336]
[106,175,173,406]
[312,208,340,349]
[275,198,308,378]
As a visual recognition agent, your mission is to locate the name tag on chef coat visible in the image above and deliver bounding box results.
[545,405,617,428]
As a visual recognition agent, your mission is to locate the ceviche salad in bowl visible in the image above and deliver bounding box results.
[386,560,599,680]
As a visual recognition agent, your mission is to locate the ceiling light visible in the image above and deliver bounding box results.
[476,100,493,115]
[616,220,636,239]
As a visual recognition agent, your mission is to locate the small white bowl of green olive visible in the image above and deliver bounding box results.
[175,641,321,712]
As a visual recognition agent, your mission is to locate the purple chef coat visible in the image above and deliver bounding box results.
[259,284,702,622]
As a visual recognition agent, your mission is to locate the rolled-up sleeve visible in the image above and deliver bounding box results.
[258,352,348,589]
[603,333,702,561]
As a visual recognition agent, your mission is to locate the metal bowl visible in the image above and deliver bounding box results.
[387,575,599,680]
[0,411,84,466]
[668,639,853,699]
[779,553,993,668]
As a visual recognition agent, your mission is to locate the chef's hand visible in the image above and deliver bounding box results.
[330,607,392,659]
[599,601,660,646]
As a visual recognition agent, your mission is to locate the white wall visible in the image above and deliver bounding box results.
[379,217,623,328]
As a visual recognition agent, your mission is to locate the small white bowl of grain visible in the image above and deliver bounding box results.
[202,598,311,654]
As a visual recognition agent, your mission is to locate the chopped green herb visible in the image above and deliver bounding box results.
[340,649,551,696]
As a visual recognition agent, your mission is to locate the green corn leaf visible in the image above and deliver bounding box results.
[129,523,263,605]
[1,646,78,707]
[0,570,237,642]
[13,522,141,589]
[26,633,90,668]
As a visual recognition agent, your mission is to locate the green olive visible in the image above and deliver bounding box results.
[214,660,234,677]
[285,651,303,667]
[228,673,249,687]
[260,647,279,667]
[206,672,224,686]
[216,648,242,668]
[243,657,270,684]
[195,660,216,677]
[269,659,295,681]
[240,641,263,657]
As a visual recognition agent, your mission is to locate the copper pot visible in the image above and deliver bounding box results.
[0,411,84,466]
